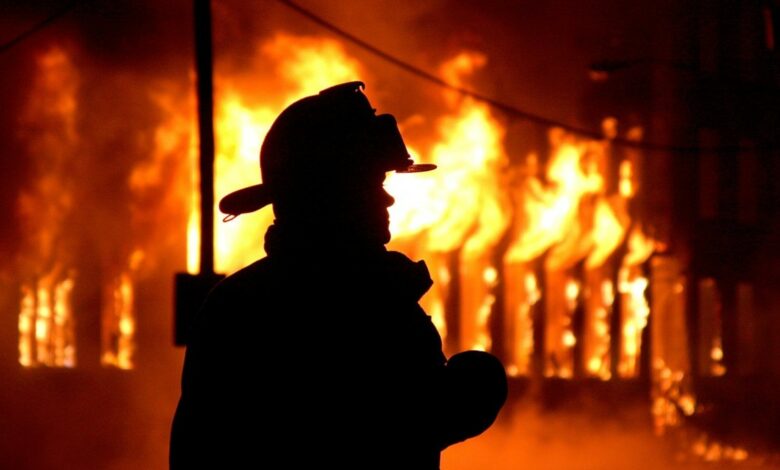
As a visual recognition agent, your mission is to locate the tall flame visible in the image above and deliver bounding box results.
[387,52,509,254]
[387,52,510,351]
[617,227,655,377]
[159,35,657,376]
[176,42,513,350]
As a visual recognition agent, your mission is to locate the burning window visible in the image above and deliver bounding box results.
[18,37,662,377]
[17,47,142,369]
[17,48,80,368]
[169,35,663,382]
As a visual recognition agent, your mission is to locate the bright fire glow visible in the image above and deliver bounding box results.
[17,47,79,368]
[503,267,539,376]
[387,52,510,254]
[386,52,510,350]
[162,34,657,382]
[502,121,642,377]
[505,134,606,266]
[19,276,76,368]
[25,39,658,381]
[183,34,366,275]
[652,359,696,434]
[101,272,137,370]
[618,227,655,377]
[584,276,614,380]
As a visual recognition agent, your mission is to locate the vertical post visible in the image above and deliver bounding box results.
[445,250,461,355]
[174,0,224,347]
[532,259,546,378]
[195,0,215,276]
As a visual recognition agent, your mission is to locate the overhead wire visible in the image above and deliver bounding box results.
[0,2,80,55]
[1,0,771,153]
[277,0,773,154]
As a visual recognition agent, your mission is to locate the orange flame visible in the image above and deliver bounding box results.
[17,47,79,368]
[19,274,76,368]
[504,122,636,377]
[100,249,144,370]
[388,52,510,351]
[617,227,655,377]
[181,34,366,275]
[387,52,509,254]
[158,35,657,374]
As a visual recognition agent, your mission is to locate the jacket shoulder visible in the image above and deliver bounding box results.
[208,257,274,298]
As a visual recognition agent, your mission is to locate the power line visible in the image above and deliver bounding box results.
[0,2,79,55]
[277,0,772,154]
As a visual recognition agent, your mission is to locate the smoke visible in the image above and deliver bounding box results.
[444,393,668,470]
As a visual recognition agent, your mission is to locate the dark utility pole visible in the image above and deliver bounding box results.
[195,0,215,276]
[173,0,225,346]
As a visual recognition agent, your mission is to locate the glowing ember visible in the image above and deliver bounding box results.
[503,268,539,376]
[583,276,614,380]
[619,160,634,197]
[565,279,580,311]
[545,274,579,378]
[651,359,696,434]
[649,255,694,438]
[691,435,749,463]
[697,278,727,377]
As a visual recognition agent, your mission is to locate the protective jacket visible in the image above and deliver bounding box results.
[171,230,449,469]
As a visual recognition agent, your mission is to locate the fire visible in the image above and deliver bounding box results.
[263,34,366,98]
[17,47,80,368]
[390,52,510,352]
[619,160,634,197]
[505,135,605,267]
[503,122,639,378]
[19,47,151,369]
[617,227,655,377]
[100,250,144,370]
[212,96,277,272]
[183,34,366,275]
[142,90,200,274]
[584,277,614,380]
[504,271,540,376]
[585,198,627,269]
[652,360,695,433]
[180,44,515,351]
[388,53,509,252]
[698,278,727,377]
[13,20,765,467]
[692,435,749,463]
[163,33,658,380]
[19,275,77,368]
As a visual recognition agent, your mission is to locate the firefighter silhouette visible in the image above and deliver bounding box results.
[170,82,507,469]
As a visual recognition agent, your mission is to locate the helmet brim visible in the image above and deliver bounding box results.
[218,184,273,218]
[218,162,436,219]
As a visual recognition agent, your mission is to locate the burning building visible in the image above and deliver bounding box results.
[1,0,779,468]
